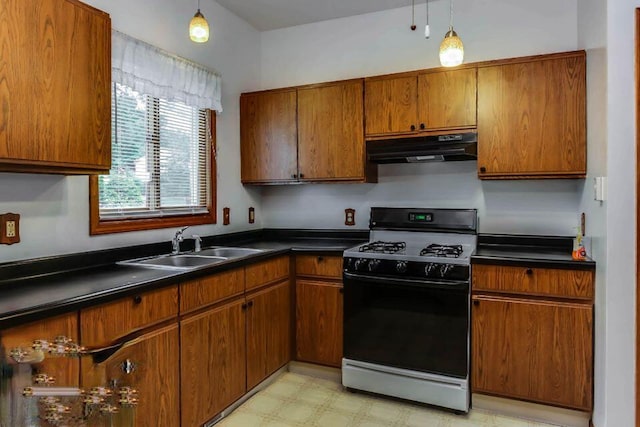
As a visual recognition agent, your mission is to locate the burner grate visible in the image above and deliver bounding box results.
[420,244,463,258]
[359,241,406,254]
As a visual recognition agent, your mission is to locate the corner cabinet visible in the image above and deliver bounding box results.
[240,79,376,184]
[471,263,594,411]
[477,51,586,179]
[0,0,111,174]
[364,68,477,137]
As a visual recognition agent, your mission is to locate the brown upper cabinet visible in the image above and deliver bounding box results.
[477,51,586,179]
[364,68,477,137]
[240,89,298,183]
[0,0,111,174]
[241,79,376,184]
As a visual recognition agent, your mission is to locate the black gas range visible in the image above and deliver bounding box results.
[341,207,477,413]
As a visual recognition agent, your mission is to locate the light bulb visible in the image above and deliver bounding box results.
[439,28,464,67]
[189,9,210,43]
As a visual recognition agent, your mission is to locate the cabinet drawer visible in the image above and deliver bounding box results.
[245,256,290,291]
[296,255,343,279]
[472,264,594,300]
[180,268,245,314]
[80,286,179,346]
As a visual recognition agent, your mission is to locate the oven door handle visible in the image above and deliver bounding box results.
[343,272,469,291]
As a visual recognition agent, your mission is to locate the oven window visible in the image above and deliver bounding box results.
[343,277,469,378]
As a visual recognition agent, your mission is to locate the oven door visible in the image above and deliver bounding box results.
[343,271,469,379]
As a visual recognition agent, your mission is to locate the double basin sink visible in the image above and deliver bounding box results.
[118,247,264,271]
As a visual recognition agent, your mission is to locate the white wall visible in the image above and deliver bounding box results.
[577,0,608,424]
[0,0,262,263]
[260,0,582,237]
[600,0,638,425]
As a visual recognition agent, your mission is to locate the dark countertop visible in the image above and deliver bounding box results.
[0,230,366,330]
[471,234,596,270]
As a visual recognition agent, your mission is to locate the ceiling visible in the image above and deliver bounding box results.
[214,0,428,31]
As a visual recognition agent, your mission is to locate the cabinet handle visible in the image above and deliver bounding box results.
[420,123,425,130]
[122,359,136,374]
[299,173,305,179]
[248,300,254,307]
[473,300,479,306]
[525,268,533,275]
[479,167,487,173]
[132,295,142,305]
[291,174,297,179]
[241,303,248,310]
[317,256,324,262]
[410,125,416,131]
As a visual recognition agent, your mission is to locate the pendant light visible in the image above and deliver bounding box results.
[439,0,463,67]
[189,0,210,43]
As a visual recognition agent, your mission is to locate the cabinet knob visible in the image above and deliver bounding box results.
[299,173,305,179]
[121,359,136,374]
[317,256,324,262]
[479,167,487,173]
[242,303,248,310]
[525,268,533,275]
[420,123,426,130]
[248,300,254,307]
[339,288,344,294]
[133,295,143,305]
[473,300,480,306]
[410,125,416,131]
[291,174,297,179]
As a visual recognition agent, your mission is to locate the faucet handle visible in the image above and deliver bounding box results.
[191,235,202,252]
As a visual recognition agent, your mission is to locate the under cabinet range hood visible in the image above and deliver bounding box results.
[367,132,477,164]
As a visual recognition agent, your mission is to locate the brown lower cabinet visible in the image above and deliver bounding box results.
[295,254,344,368]
[81,324,180,427]
[295,280,343,367]
[180,298,247,427]
[179,258,291,426]
[471,264,594,412]
[246,280,291,389]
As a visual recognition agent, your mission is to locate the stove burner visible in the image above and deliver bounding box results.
[420,244,463,258]
[359,241,406,254]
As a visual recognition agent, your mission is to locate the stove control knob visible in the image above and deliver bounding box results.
[354,259,367,271]
[396,261,408,274]
[367,259,381,272]
[439,264,452,278]
[425,263,437,277]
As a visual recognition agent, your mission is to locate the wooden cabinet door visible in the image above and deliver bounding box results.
[418,68,477,130]
[298,80,365,180]
[240,90,298,183]
[0,0,111,173]
[295,280,343,367]
[364,75,418,136]
[246,280,291,389]
[81,324,180,427]
[1,313,79,387]
[180,298,246,427]
[472,296,593,410]
[477,53,586,178]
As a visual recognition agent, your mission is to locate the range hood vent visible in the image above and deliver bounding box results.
[367,132,477,164]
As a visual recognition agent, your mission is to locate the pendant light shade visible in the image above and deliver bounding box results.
[439,27,464,67]
[439,0,463,67]
[189,2,209,43]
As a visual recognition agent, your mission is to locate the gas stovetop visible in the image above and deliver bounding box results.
[343,208,478,281]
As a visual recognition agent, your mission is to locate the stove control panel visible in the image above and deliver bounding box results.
[344,257,469,281]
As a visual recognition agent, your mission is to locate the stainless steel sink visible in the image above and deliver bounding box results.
[119,254,228,270]
[195,247,264,258]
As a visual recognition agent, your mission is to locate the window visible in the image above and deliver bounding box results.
[89,83,216,235]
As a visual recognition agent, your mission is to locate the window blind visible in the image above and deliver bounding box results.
[98,83,210,220]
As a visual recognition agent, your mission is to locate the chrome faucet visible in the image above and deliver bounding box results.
[192,235,202,252]
[172,226,189,254]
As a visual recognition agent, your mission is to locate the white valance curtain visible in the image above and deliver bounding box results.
[111,30,223,112]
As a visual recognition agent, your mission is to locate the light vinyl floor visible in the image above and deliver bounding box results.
[218,372,559,427]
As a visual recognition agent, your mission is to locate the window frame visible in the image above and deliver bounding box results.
[89,109,217,235]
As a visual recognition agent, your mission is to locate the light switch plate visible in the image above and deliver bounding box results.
[594,177,607,202]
